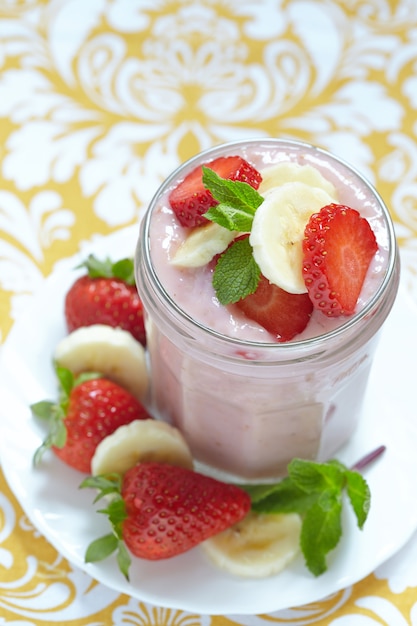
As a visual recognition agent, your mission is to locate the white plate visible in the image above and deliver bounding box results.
[1,225,417,616]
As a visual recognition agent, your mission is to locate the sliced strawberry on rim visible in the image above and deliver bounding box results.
[168,155,262,228]
[236,275,314,342]
[302,203,378,316]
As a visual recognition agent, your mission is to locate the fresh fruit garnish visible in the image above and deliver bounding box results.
[91,419,194,477]
[244,449,383,577]
[302,204,378,316]
[258,161,337,197]
[249,182,336,293]
[171,222,237,267]
[201,166,337,311]
[168,155,262,228]
[202,511,301,578]
[54,324,149,402]
[80,462,251,577]
[65,255,146,346]
[31,366,151,473]
[235,274,313,342]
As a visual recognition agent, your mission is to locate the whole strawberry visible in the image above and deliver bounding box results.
[81,462,251,577]
[31,366,152,473]
[65,255,146,346]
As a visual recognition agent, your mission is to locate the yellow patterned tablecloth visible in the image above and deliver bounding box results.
[1,1,417,624]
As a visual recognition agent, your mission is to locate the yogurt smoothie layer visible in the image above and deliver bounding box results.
[136,139,399,481]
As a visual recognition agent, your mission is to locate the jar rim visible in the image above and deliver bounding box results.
[136,137,400,353]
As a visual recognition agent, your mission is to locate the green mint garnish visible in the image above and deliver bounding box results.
[201,167,264,304]
[202,166,263,232]
[243,455,375,577]
[213,237,261,305]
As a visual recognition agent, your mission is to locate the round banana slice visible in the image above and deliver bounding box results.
[259,161,337,198]
[91,419,194,476]
[171,222,237,268]
[250,181,336,293]
[54,324,148,401]
[202,511,301,578]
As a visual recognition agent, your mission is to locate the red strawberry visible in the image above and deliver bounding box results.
[65,255,146,346]
[236,274,313,342]
[169,155,262,228]
[31,367,151,473]
[302,204,378,316]
[81,462,251,576]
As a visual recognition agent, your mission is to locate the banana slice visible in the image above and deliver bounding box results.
[202,511,301,578]
[54,324,148,401]
[171,222,237,267]
[259,161,337,198]
[250,182,336,293]
[91,419,193,476]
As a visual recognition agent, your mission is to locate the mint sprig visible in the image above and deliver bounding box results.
[212,237,261,305]
[202,166,263,232]
[242,449,383,577]
[202,167,264,304]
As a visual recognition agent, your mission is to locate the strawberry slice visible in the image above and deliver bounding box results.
[302,203,378,316]
[236,275,313,342]
[168,155,262,228]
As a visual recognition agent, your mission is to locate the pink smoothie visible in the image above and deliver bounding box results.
[136,139,399,481]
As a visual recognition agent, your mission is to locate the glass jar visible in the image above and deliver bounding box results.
[135,139,400,482]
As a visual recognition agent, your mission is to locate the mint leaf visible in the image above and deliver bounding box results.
[247,449,382,577]
[249,477,316,514]
[345,469,371,529]
[288,458,346,494]
[300,495,343,576]
[212,237,261,305]
[205,203,254,232]
[200,165,264,303]
[202,166,263,215]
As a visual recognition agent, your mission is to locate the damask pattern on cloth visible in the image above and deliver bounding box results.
[1,1,417,624]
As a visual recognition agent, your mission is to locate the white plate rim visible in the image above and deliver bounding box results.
[1,225,417,615]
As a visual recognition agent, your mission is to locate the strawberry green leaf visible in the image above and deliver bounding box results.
[112,258,135,285]
[213,237,261,305]
[74,371,103,387]
[56,365,74,399]
[30,400,55,420]
[85,533,118,563]
[116,540,132,580]
[79,474,122,502]
[31,398,67,465]
[81,474,132,580]
[345,469,371,529]
[79,254,135,285]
